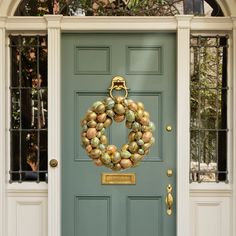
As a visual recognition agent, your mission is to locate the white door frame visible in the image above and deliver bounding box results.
[0,15,235,236]
[46,15,192,236]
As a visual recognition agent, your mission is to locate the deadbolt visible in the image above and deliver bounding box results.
[167,169,173,177]
[49,159,58,168]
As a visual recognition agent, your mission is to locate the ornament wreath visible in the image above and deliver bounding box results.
[80,95,155,171]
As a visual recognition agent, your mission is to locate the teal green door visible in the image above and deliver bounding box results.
[61,33,176,236]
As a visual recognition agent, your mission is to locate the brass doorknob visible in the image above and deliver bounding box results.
[49,159,58,168]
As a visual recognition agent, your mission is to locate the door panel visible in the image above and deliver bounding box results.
[61,33,176,236]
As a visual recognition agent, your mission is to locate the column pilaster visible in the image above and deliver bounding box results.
[0,16,7,236]
[175,15,193,236]
[232,15,236,236]
[45,15,63,236]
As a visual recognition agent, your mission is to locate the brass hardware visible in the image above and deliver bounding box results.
[49,159,58,168]
[165,184,174,216]
[166,125,172,132]
[167,169,173,177]
[102,173,136,185]
[109,76,129,99]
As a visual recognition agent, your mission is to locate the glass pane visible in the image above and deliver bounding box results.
[218,130,227,181]
[21,89,34,129]
[199,46,218,88]
[218,89,227,129]
[199,131,217,164]
[39,130,48,181]
[190,130,199,162]
[21,47,38,87]
[22,131,38,170]
[40,89,48,128]
[190,88,199,128]
[10,47,20,87]
[39,37,48,87]
[10,131,20,182]
[11,89,20,129]
[190,130,218,182]
[199,89,217,129]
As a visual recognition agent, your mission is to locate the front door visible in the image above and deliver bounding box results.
[61,33,176,236]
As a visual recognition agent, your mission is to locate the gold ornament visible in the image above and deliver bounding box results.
[80,76,155,171]
[80,96,155,171]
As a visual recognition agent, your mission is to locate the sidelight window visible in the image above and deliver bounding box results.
[190,35,228,183]
[9,35,48,183]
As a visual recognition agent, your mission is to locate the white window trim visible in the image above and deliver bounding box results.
[0,15,235,236]
[232,16,236,236]
[0,16,7,236]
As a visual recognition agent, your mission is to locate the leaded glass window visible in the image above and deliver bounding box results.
[14,0,223,16]
[190,35,228,183]
[9,35,48,183]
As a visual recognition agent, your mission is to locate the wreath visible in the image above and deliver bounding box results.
[80,77,155,171]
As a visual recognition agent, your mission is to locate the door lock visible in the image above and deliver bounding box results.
[165,184,174,216]
[167,169,173,177]
[49,159,58,168]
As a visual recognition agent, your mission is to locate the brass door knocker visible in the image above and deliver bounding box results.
[109,76,129,99]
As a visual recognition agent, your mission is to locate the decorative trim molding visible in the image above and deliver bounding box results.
[176,15,191,236]
[232,16,236,236]
[61,16,177,31]
[190,189,232,197]
[6,17,47,31]
[44,15,63,29]
[0,16,235,32]
[0,17,7,236]
[191,16,233,31]
[46,16,61,236]
[175,15,193,29]
[7,183,48,194]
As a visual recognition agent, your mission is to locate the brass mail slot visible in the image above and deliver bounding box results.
[101,173,136,185]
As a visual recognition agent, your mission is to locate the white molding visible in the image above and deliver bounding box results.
[61,16,177,31]
[6,17,47,31]
[175,15,192,236]
[0,16,7,236]
[190,182,233,191]
[191,17,233,31]
[190,189,232,197]
[45,15,62,236]
[0,16,235,32]
[232,16,236,236]
[7,183,48,194]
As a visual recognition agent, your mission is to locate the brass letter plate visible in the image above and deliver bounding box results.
[101,173,136,185]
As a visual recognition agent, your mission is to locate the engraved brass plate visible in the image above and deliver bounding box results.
[102,173,136,185]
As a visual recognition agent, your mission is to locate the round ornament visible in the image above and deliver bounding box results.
[80,77,155,171]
